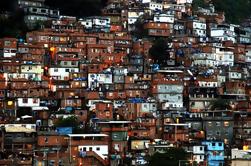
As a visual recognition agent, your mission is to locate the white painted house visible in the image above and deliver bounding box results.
[149,2,163,12]
[17,98,40,107]
[153,13,175,23]
[193,146,205,163]
[210,25,237,43]
[49,67,79,80]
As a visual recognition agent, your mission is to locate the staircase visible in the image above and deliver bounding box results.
[86,151,109,166]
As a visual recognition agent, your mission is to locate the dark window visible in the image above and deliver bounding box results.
[89,147,92,151]
[45,137,48,143]
[23,98,28,103]
[212,143,215,146]
[96,147,100,151]
[218,143,222,146]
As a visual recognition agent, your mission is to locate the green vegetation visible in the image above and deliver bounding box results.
[55,116,85,133]
[149,38,171,66]
[192,0,209,11]
[0,9,28,38]
[212,0,251,24]
[193,0,251,24]
[209,98,231,110]
[148,147,188,166]
[132,14,151,39]
[55,116,79,127]
[45,0,106,17]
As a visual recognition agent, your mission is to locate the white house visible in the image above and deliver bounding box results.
[1,48,17,57]
[192,53,217,67]
[245,48,251,63]
[79,16,111,32]
[127,11,144,25]
[215,47,234,66]
[78,145,108,159]
[49,67,79,80]
[193,146,205,163]
[228,71,242,80]
[153,13,175,23]
[149,2,163,12]
[17,98,40,107]
[5,73,42,81]
[140,102,157,113]
[20,64,44,74]
[192,20,207,37]
[88,73,113,89]
[210,25,237,43]
[176,0,193,4]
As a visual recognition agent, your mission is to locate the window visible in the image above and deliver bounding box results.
[32,8,37,12]
[65,69,70,72]
[212,143,215,146]
[45,137,48,143]
[23,98,28,103]
[33,98,38,103]
[96,147,100,151]
[83,147,86,151]
[216,122,221,127]
[54,68,58,72]
[89,147,92,151]
[10,50,16,53]
[218,143,222,146]
[105,111,110,117]
[41,9,46,13]
[4,41,11,46]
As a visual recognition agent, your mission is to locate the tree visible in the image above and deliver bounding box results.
[192,0,208,11]
[209,98,231,110]
[132,14,151,39]
[0,8,28,38]
[149,38,171,66]
[55,116,86,134]
[45,0,107,17]
[212,0,251,24]
[55,116,79,127]
[148,148,188,166]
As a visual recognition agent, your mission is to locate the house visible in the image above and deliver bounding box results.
[202,141,224,166]
[149,2,163,12]
[67,134,109,166]
[192,145,205,164]
[210,24,237,43]
[186,18,207,38]
[152,70,184,110]
[97,121,131,162]
[80,16,111,33]
[23,6,60,29]
[0,38,17,58]
[35,131,69,166]
[153,13,175,23]
[202,111,233,144]
[144,21,173,37]
[3,124,36,165]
